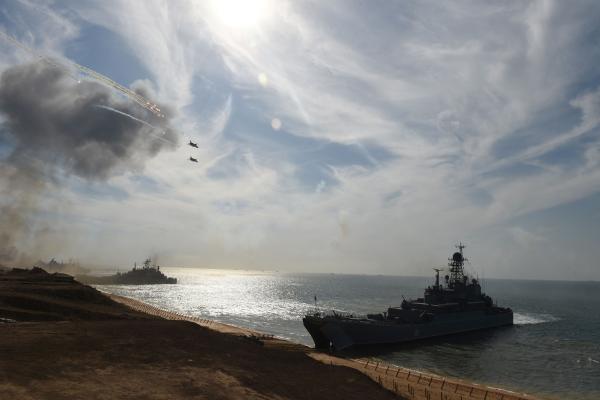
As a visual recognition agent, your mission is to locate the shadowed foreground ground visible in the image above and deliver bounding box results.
[0,320,400,400]
[0,269,400,400]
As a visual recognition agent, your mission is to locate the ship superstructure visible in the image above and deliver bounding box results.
[79,258,177,285]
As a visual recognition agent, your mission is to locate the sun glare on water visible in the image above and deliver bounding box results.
[210,0,271,28]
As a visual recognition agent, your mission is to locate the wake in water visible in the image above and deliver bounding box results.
[514,312,560,325]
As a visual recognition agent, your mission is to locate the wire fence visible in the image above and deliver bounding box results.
[111,294,215,325]
[111,293,542,400]
[352,358,543,400]
[110,294,275,341]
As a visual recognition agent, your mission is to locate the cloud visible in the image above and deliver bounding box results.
[508,226,546,248]
[1,1,600,279]
[315,179,326,194]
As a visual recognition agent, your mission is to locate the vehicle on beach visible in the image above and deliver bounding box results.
[303,244,513,350]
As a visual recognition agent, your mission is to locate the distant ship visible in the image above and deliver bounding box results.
[303,244,513,350]
[79,258,177,285]
[35,258,90,276]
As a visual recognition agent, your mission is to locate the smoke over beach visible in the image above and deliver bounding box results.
[0,61,178,265]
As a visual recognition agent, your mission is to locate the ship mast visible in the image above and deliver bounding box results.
[448,242,467,287]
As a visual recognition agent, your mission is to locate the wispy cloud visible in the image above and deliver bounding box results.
[1,0,600,279]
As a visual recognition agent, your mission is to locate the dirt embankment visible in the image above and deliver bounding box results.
[0,268,401,400]
[0,268,151,321]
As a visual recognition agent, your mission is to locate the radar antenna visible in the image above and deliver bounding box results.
[448,242,468,287]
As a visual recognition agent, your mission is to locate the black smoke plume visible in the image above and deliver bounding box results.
[0,61,178,265]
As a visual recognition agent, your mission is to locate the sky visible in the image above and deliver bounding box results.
[0,0,599,280]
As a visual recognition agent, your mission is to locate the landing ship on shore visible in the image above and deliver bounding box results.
[303,244,513,350]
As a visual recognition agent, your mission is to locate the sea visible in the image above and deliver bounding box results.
[96,268,600,400]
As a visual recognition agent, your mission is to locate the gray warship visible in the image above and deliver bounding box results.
[303,244,513,350]
[79,258,177,285]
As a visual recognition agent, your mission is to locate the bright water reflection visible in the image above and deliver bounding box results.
[97,268,600,399]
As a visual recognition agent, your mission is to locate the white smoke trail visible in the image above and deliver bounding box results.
[94,105,174,145]
[75,62,165,118]
[0,30,80,83]
[0,31,164,118]
[95,104,159,130]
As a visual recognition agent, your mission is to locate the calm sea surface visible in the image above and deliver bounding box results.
[97,268,600,399]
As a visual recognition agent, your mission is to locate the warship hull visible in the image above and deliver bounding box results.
[303,310,513,350]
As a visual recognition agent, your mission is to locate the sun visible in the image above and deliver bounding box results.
[209,0,271,29]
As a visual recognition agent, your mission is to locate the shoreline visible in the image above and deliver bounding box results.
[0,267,552,400]
[1,271,400,400]
[109,292,546,400]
